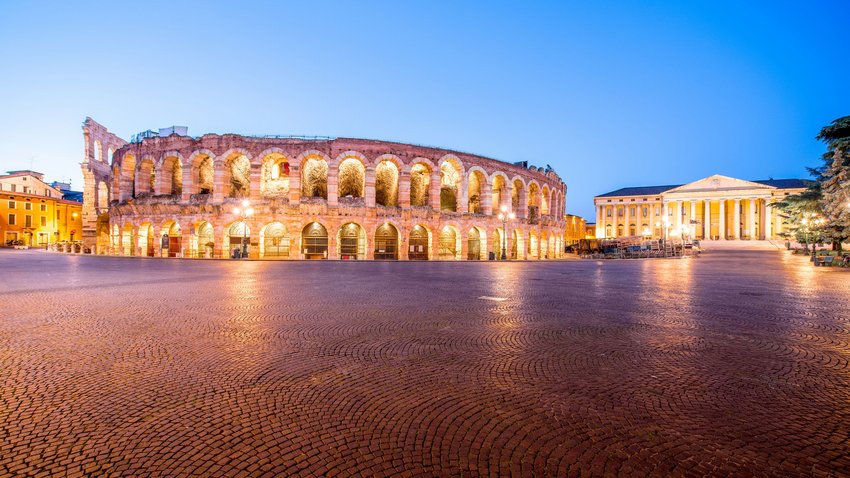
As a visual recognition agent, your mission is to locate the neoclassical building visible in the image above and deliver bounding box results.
[81,118,567,260]
[594,175,810,241]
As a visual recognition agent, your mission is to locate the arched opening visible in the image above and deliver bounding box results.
[528,231,539,259]
[261,154,290,196]
[540,231,549,259]
[93,141,102,162]
[161,221,181,257]
[409,163,431,207]
[438,225,459,260]
[440,161,460,212]
[374,223,399,260]
[512,229,522,260]
[467,227,484,260]
[492,175,506,214]
[301,222,328,259]
[467,170,485,214]
[409,225,430,260]
[491,228,503,260]
[138,223,154,257]
[549,235,557,259]
[196,221,214,258]
[261,222,289,258]
[338,157,365,199]
[338,222,366,260]
[107,148,114,163]
[122,223,134,256]
[605,224,613,238]
[617,224,624,237]
[541,185,550,216]
[97,181,109,210]
[225,154,250,198]
[629,224,636,236]
[161,156,183,195]
[301,157,328,198]
[227,221,251,257]
[375,160,399,206]
[528,183,540,221]
[193,154,214,195]
[512,179,523,211]
[120,155,136,201]
[138,159,155,195]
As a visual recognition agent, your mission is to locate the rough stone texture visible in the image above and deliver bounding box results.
[1,249,849,477]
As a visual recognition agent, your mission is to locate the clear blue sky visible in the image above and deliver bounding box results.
[1,1,847,219]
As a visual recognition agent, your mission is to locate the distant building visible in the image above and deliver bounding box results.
[0,170,83,246]
[564,214,587,245]
[584,222,596,239]
[593,174,810,240]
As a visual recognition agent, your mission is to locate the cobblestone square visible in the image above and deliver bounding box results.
[1,249,849,477]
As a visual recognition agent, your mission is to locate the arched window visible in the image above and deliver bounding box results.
[338,158,365,198]
[301,158,328,198]
[410,163,431,207]
[440,161,461,212]
[374,223,398,260]
[375,160,399,206]
[301,222,328,259]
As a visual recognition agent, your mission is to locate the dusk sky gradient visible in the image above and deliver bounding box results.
[1,1,848,219]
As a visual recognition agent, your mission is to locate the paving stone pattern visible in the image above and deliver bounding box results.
[1,250,849,477]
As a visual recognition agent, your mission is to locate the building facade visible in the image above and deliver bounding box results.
[81,118,568,260]
[564,214,587,245]
[594,175,810,241]
[0,171,83,246]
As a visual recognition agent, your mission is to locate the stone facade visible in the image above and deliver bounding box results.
[81,118,567,260]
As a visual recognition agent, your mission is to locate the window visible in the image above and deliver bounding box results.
[10,184,15,192]
[8,200,14,209]
[25,215,32,228]
[8,214,15,225]
[57,210,60,219]
[23,186,30,194]
[25,202,32,210]
[40,204,46,212]
[40,216,46,227]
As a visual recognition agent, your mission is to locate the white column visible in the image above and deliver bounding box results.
[596,204,603,238]
[624,203,631,236]
[703,200,711,239]
[719,199,726,240]
[661,201,669,240]
[748,198,756,241]
[733,199,741,240]
[675,200,683,232]
[689,201,696,238]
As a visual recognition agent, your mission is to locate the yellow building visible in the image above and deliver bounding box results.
[593,174,810,240]
[1,170,83,247]
[564,214,587,245]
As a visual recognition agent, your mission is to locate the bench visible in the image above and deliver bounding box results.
[815,256,835,266]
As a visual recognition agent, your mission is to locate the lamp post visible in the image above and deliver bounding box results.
[497,205,515,260]
[232,199,254,259]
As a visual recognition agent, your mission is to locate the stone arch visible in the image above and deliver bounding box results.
[107,148,114,163]
[439,158,462,212]
[409,161,432,207]
[121,222,135,256]
[259,149,291,196]
[338,222,367,259]
[374,159,400,207]
[119,154,136,201]
[511,177,526,211]
[192,220,215,258]
[300,154,329,199]
[466,167,487,214]
[189,150,215,195]
[374,222,400,260]
[490,172,508,215]
[138,156,156,195]
[161,220,182,257]
[337,156,366,199]
[540,230,549,259]
[94,141,103,162]
[467,226,487,260]
[160,154,183,195]
[408,224,431,260]
[222,150,251,198]
[301,221,329,259]
[438,224,461,260]
[225,220,251,256]
[260,221,290,258]
[97,181,109,210]
[527,181,541,221]
[138,222,154,257]
[541,185,550,216]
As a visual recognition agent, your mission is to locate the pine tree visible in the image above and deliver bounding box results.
[816,116,850,250]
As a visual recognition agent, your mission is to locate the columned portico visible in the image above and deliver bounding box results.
[733,199,741,240]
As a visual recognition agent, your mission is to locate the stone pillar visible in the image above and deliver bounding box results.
[364,167,376,208]
[764,200,772,240]
[249,163,262,202]
[212,160,225,204]
[328,229,339,259]
[518,188,528,219]
[399,171,411,209]
[399,228,409,260]
[429,171,441,210]
[719,200,726,240]
[689,201,696,237]
[289,166,301,205]
[482,184,493,216]
[596,204,603,238]
[327,166,339,207]
[703,200,711,239]
[732,199,741,240]
[748,198,756,241]
[661,201,668,239]
[458,177,468,214]
[675,200,683,233]
[181,165,192,202]
[460,230,468,260]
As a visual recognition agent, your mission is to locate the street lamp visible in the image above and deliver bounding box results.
[497,205,515,260]
[232,199,254,259]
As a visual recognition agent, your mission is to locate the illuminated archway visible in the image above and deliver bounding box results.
[374,223,399,260]
[301,157,328,198]
[438,225,459,260]
[375,160,399,206]
[409,225,430,260]
[440,161,461,212]
[261,222,289,258]
[410,163,431,207]
[338,158,365,199]
[301,222,328,259]
[338,222,366,259]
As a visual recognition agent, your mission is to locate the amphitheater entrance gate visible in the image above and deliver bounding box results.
[302,222,328,259]
[263,222,289,258]
[339,223,365,260]
[409,225,429,260]
[438,226,457,260]
[467,227,482,260]
[374,223,398,260]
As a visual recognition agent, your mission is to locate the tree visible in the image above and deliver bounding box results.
[816,116,850,250]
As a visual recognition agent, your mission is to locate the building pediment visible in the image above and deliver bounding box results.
[663,174,774,196]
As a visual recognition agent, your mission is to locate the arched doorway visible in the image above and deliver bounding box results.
[138,223,154,257]
[374,223,399,260]
[528,231,539,260]
[467,227,483,260]
[491,228,503,260]
[228,222,250,257]
[438,226,458,260]
[301,222,328,259]
[261,222,289,258]
[512,229,522,260]
[196,222,214,258]
[409,225,430,260]
[161,222,181,257]
[121,223,134,256]
[338,222,365,260]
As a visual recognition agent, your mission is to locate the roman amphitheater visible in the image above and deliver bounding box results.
[80,118,566,260]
